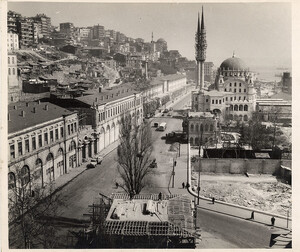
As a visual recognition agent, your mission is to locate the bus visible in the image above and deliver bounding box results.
[158,122,167,131]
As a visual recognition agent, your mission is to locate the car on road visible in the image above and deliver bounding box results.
[87,159,97,168]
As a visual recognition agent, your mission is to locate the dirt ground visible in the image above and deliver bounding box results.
[192,173,292,216]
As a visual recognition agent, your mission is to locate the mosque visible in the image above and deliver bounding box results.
[186,8,257,146]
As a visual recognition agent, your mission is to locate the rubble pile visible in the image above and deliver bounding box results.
[199,178,291,216]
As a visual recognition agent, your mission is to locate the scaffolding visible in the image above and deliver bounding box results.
[76,193,197,248]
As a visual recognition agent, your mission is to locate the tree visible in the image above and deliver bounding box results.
[117,114,153,199]
[8,167,63,248]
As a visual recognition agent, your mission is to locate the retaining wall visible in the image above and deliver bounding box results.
[193,158,282,174]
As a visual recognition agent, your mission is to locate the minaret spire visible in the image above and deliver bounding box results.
[151,32,153,42]
[195,6,207,92]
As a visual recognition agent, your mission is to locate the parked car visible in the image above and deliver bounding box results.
[87,159,97,168]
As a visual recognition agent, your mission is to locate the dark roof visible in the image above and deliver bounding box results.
[220,56,248,70]
[8,101,74,134]
[75,83,139,106]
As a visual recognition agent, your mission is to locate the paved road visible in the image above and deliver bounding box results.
[197,207,273,248]
[51,92,278,248]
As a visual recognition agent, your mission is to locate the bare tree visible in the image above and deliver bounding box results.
[8,166,63,248]
[117,114,153,199]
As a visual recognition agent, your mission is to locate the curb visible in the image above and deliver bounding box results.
[185,143,292,230]
[53,141,119,195]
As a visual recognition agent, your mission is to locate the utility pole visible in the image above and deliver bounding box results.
[172,157,176,188]
[197,159,201,205]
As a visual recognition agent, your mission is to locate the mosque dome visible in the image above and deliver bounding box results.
[157,38,167,44]
[220,55,248,70]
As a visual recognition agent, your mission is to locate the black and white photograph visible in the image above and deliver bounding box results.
[1,0,296,250]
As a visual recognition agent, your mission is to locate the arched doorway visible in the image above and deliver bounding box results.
[34,158,44,187]
[99,127,105,151]
[20,165,31,192]
[105,125,110,147]
[57,148,64,176]
[45,153,54,182]
[8,172,16,190]
[110,123,115,143]
[69,141,77,168]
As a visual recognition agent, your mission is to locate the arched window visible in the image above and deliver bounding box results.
[195,124,199,132]
[46,153,54,162]
[20,166,30,187]
[195,137,199,145]
[8,57,10,64]
[234,115,238,121]
[13,68,15,75]
[57,148,63,156]
[8,68,11,75]
[205,124,209,131]
[239,105,243,111]
[244,115,248,121]
[229,105,233,111]
[234,105,238,111]
[69,141,76,151]
[190,124,194,132]
[200,124,204,132]
[189,137,194,145]
[239,115,243,121]
[8,172,16,189]
[244,105,248,111]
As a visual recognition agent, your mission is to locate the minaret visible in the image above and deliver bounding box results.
[195,7,207,92]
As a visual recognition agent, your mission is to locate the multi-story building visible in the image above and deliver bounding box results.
[185,112,219,146]
[78,27,91,41]
[93,24,105,39]
[116,32,126,43]
[8,101,78,193]
[105,29,117,41]
[60,22,74,34]
[7,10,21,33]
[281,72,292,94]
[32,14,51,37]
[16,18,34,47]
[48,84,143,164]
[7,32,19,51]
[8,53,19,88]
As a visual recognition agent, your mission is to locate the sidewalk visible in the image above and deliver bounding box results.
[167,143,292,231]
[52,140,119,194]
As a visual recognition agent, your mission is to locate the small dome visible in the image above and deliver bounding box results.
[220,56,248,70]
[157,38,167,44]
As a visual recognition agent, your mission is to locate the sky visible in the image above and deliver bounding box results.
[8,2,291,70]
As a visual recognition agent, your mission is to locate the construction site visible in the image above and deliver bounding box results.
[72,193,199,248]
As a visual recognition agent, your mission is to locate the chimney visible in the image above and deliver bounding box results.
[33,107,36,113]
[45,104,49,111]
[8,113,11,121]
[26,102,29,107]
[21,111,25,117]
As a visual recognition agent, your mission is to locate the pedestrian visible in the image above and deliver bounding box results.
[212,197,215,204]
[250,211,254,220]
[115,182,119,189]
[182,182,185,189]
[271,216,275,226]
[186,182,190,189]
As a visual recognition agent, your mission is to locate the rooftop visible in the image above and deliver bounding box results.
[188,111,215,118]
[8,101,74,134]
[75,83,139,106]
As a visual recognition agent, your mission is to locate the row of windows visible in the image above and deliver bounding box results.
[228,104,248,111]
[190,123,214,132]
[196,95,248,105]
[8,67,16,75]
[9,126,65,159]
[8,56,16,64]
[229,82,243,87]
[67,122,77,136]
[99,99,139,122]
[225,88,247,93]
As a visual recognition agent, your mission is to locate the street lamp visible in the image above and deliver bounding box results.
[172,157,177,188]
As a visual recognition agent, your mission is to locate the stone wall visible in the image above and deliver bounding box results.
[192,158,282,175]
